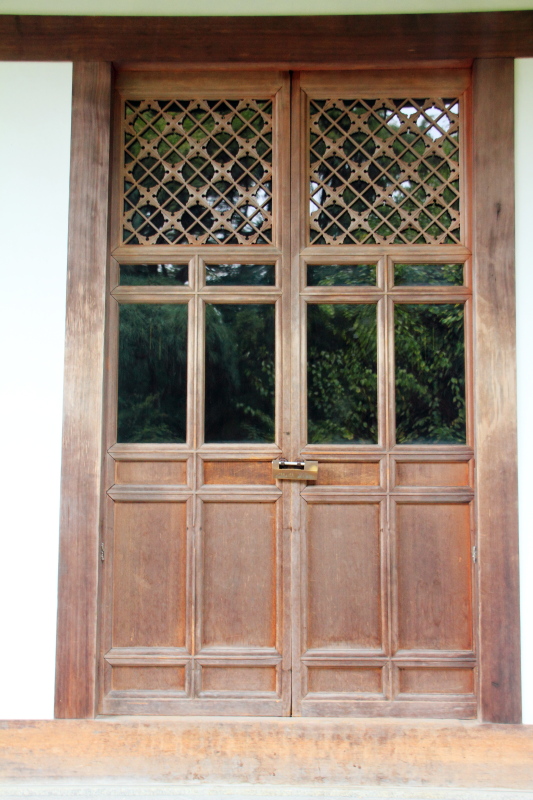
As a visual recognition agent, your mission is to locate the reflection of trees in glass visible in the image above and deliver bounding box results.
[308,304,378,444]
[118,304,188,443]
[120,263,189,285]
[394,263,463,286]
[205,304,275,443]
[395,304,465,444]
[205,263,274,286]
[307,264,376,286]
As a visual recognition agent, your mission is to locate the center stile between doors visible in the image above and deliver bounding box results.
[98,68,477,718]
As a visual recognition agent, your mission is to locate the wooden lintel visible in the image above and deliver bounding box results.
[0,12,532,64]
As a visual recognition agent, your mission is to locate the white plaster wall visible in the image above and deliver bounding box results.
[0,53,531,722]
[0,62,72,719]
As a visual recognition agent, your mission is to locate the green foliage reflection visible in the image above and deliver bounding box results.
[307,304,378,444]
[205,304,275,443]
[118,304,188,443]
[395,304,465,444]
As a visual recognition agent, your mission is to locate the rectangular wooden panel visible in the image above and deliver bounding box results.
[305,502,382,650]
[201,502,277,649]
[115,461,187,485]
[306,666,382,695]
[112,666,186,692]
[396,503,472,651]
[315,462,380,486]
[398,667,474,695]
[203,461,275,485]
[112,502,187,648]
[200,666,277,693]
[395,461,470,488]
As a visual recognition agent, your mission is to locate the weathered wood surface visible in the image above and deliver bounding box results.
[0,12,532,63]
[472,59,521,724]
[0,719,532,788]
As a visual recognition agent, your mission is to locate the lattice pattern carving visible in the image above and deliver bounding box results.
[309,98,461,245]
[122,99,273,245]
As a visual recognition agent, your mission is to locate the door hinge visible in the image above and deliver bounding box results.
[100,542,105,562]
[472,545,477,563]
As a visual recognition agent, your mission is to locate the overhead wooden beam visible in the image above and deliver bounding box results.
[0,12,532,64]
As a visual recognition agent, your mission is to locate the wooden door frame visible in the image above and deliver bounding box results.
[39,14,524,722]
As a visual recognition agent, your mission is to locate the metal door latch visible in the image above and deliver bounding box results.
[272,458,319,481]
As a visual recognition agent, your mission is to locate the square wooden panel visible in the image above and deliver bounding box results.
[200,501,278,650]
[303,501,383,651]
[394,501,473,652]
[112,501,188,648]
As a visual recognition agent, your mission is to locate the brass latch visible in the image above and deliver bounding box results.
[272,458,319,481]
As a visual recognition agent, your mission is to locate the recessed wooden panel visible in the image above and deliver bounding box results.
[315,462,380,486]
[115,460,187,485]
[306,666,382,694]
[203,461,275,485]
[395,461,470,488]
[396,503,472,651]
[305,503,381,650]
[201,502,277,648]
[112,666,186,692]
[200,666,277,693]
[112,502,187,648]
[398,667,474,695]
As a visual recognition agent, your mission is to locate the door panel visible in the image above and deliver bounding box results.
[99,67,477,719]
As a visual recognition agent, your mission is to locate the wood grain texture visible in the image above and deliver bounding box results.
[472,59,521,723]
[0,13,533,63]
[0,719,532,788]
[54,63,112,720]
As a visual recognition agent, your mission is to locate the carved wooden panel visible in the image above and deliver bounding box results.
[122,98,274,245]
[309,96,461,246]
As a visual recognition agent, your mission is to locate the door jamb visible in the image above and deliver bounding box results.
[54,57,521,723]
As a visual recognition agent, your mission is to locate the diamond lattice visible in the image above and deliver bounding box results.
[309,98,461,245]
[122,98,273,245]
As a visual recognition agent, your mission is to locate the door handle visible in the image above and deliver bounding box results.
[272,458,318,481]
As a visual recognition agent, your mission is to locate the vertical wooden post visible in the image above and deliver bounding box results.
[473,58,521,723]
[55,62,112,718]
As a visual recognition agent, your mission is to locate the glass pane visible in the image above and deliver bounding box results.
[205,304,275,443]
[307,304,378,444]
[307,264,376,286]
[117,304,187,443]
[120,263,188,285]
[205,263,275,286]
[394,263,463,286]
[395,304,466,444]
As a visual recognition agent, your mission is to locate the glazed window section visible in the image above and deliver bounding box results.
[205,304,275,443]
[307,264,376,286]
[119,264,189,285]
[395,304,466,444]
[205,263,275,286]
[117,304,188,443]
[307,304,378,445]
[122,99,273,245]
[309,98,460,245]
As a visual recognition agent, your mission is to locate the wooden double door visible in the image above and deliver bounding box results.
[98,68,477,717]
